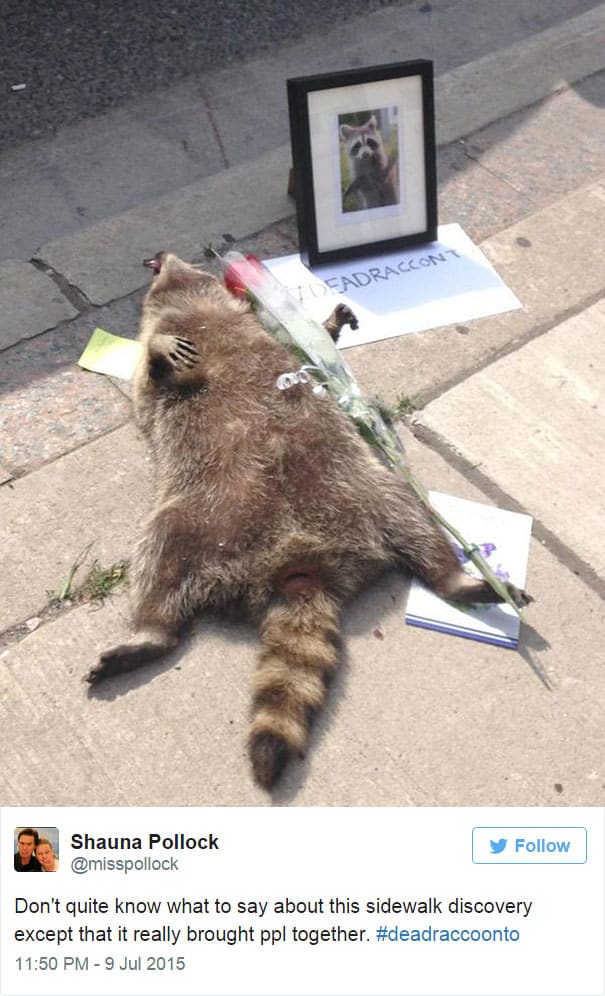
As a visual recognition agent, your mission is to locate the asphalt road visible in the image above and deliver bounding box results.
[1,0,403,146]
[2,0,600,149]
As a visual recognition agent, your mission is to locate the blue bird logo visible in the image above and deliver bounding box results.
[490,838,507,854]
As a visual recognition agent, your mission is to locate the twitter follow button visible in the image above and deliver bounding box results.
[472,827,587,864]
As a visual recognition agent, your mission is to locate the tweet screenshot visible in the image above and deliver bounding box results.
[1,807,603,996]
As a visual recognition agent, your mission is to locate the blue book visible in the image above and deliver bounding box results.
[405,491,533,649]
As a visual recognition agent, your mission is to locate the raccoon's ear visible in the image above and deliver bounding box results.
[340,124,354,140]
[366,115,377,131]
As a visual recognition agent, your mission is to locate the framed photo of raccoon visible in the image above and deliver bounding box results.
[287,60,437,266]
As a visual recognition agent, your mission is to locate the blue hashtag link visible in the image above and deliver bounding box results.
[376,925,388,941]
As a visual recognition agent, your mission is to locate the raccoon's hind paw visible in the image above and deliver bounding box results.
[166,336,199,371]
[249,732,291,789]
[443,573,533,609]
[506,583,534,609]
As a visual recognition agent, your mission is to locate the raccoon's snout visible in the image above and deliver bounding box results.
[143,251,166,273]
[350,138,379,157]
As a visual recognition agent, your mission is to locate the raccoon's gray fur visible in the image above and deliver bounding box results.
[87,252,530,788]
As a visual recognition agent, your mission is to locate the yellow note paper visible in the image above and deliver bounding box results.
[78,327,142,381]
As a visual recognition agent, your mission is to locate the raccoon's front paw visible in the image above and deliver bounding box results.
[85,649,124,685]
[335,303,359,332]
[323,303,359,341]
[149,332,199,378]
[166,336,198,371]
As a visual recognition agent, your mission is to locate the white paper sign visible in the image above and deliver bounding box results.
[265,224,521,348]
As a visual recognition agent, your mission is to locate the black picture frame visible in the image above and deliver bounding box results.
[287,60,437,267]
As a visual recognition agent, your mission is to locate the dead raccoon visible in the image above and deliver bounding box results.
[340,114,398,210]
[87,252,530,788]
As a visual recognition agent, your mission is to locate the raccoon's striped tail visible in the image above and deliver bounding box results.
[249,590,341,789]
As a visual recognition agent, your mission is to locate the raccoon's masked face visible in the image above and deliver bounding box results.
[340,115,381,160]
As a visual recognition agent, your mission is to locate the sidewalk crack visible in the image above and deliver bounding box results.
[460,145,524,194]
[197,84,229,170]
[30,258,91,313]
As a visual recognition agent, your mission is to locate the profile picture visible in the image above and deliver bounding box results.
[14,827,60,872]
[338,106,400,213]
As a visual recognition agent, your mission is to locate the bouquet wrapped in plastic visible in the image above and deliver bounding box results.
[219,250,524,617]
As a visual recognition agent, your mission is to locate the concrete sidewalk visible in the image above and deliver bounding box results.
[1,5,603,807]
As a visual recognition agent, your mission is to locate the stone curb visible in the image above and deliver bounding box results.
[436,3,605,144]
[37,146,292,307]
